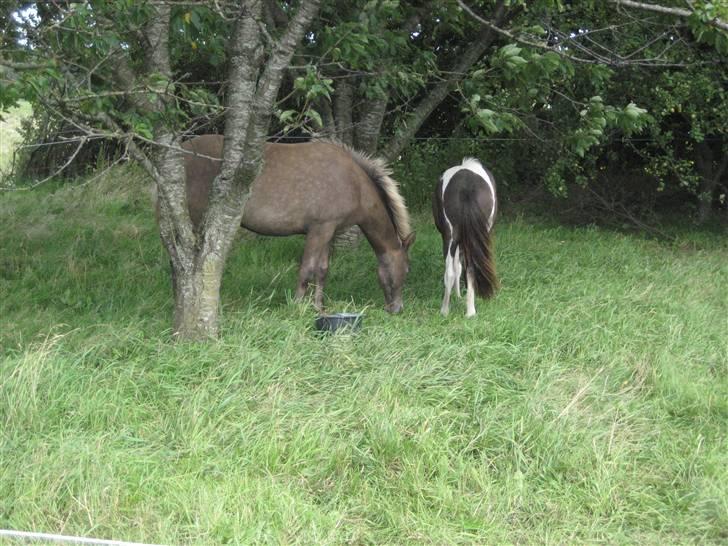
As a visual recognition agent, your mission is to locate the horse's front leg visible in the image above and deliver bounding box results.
[312,249,330,311]
[296,223,336,310]
[295,237,318,303]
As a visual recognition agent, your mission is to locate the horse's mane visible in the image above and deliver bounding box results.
[461,157,483,169]
[318,139,412,241]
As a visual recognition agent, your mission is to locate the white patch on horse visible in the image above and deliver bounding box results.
[440,166,462,242]
[460,157,496,230]
[453,245,462,298]
[440,167,463,315]
[465,268,476,317]
[441,241,456,315]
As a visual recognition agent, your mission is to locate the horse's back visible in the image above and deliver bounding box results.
[439,163,497,233]
[445,171,495,217]
[244,141,365,235]
[183,136,370,235]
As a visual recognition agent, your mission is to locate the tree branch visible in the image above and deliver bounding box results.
[251,0,323,137]
[110,2,196,263]
[0,59,52,70]
[608,0,728,32]
[145,3,173,77]
[221,0,323,186]
[216,2,266,186]
[264,0,289,29]
[457,0,705,67]
[382,2,508,161]
[3,137,88,191]
[457,0,609,65]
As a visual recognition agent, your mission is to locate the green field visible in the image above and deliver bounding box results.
[1,170,726,545]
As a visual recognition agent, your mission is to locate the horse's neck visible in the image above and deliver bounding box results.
[360,209,401,258]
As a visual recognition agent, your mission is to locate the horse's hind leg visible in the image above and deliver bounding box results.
[465,267,476,317]
[295,223,337,310]
[454,245,462,298]
[441,241,457,315]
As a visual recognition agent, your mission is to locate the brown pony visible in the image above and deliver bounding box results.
[183,135,415,312]
[432,158,498,317]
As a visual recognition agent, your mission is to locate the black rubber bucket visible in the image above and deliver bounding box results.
[314,313,363,334]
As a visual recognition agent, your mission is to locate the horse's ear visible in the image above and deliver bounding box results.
[403,231,416,250]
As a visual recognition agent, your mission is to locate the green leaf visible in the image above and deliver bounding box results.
[501,44,522,57]
[278,110,297,123]
[624,102,647,120]
[307,109,323,128]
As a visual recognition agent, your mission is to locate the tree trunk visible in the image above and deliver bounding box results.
[160,157,257,339]
[334,225,363,248]
[317,95,337,136]
[697,176,716,225]
[695,140,714,224]
[172,253,225,339]
[695,140,727,224]
[156,0,321,339]
[355,93,389,154]
[333,79,355,146]
[381,4,507,161]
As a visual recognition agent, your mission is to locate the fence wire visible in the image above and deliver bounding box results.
[0,529,165,546]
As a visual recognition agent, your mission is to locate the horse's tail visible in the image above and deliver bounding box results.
[332,142,412,241]
[460,202,498,298]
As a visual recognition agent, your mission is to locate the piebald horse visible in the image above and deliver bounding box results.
[432,158,498,317]
[182,135,415,313]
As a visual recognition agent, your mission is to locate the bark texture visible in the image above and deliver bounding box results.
[143,0,322,339]
[355,93,389,154]
[333,79,355,146]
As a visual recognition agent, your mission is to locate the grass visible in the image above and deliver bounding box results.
[0,169,726,545]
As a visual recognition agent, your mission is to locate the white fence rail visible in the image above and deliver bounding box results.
[0,530,165,546]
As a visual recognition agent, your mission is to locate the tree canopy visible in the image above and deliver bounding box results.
[2,1,725,199]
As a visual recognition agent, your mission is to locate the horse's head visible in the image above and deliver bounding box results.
[378,232,416,313]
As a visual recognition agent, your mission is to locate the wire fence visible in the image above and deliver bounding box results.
[13,133,725,149]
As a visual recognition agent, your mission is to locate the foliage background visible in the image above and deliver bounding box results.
[2,0,726,223]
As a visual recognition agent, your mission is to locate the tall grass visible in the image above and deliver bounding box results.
[0,170,726,545]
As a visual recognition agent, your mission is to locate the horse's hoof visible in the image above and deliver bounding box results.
[386,303,403,314]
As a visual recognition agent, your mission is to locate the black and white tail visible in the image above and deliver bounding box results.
[460,198,498,299]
